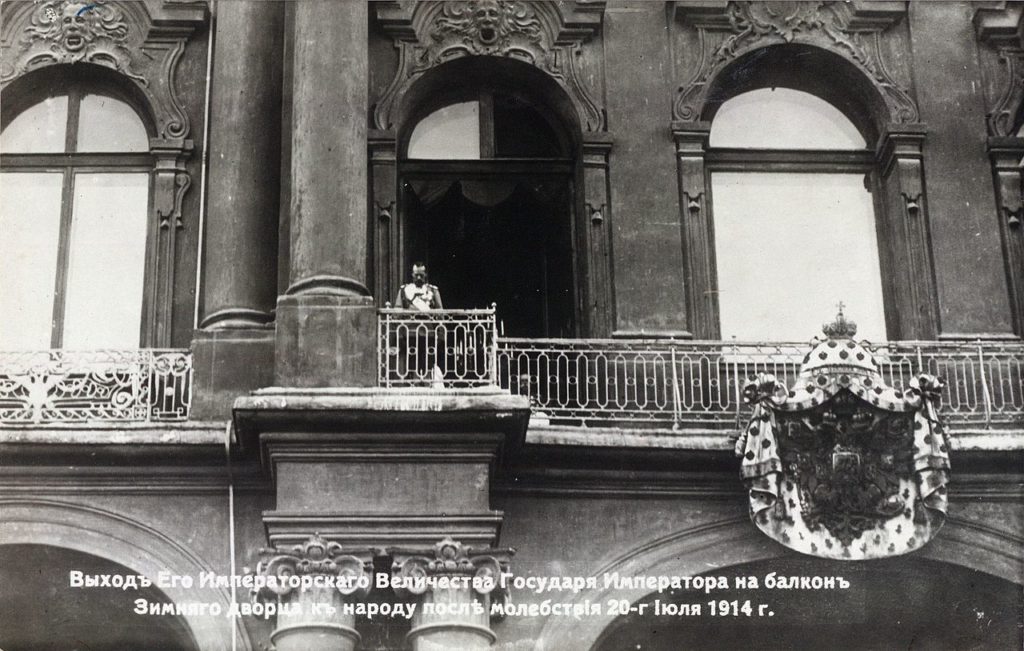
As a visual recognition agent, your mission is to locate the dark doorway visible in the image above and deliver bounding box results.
[404,173,575,337]
[0,544,199,650]
[399,70,580,337]
[594,556,1023,651]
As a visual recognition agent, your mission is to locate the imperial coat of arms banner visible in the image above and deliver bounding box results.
[734,312,950,560]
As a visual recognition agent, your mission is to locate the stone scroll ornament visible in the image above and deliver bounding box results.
[734,311,949,560]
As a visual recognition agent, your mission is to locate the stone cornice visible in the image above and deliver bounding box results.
[974,1,1024,47]
[233,388,531,465]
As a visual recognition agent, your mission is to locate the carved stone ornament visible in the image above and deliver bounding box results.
[673,1,919,124]
[986,48,1024,137]
[252,534,374,601]
[734,310,950,559]
[8,0,141,80]
[975,2,1024,136]
[374,0,604,132]
[391,537,513,603]
[1,0,205,143]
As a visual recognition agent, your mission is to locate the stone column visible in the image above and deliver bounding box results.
[189,1,281,418]
[254,534,373,651]
[392,538,512,651]
[275,0,376,386]
[672,121,715,339]
[200,0,283,329]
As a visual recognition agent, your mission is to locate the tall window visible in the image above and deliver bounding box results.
[401,89,576,337]
[709,88,887,342]
[1,82,151,350]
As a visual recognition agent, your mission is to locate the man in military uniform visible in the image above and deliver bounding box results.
[396,263,443,311]
[394,263,444,387]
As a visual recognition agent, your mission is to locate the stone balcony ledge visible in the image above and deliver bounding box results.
[0,420,227,445]
[526,424,1024,451]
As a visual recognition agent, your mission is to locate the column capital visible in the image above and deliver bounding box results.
[877,124,928,174]
[390,537,514,650]
[670,120,711,154]
[390,537,514,599]
[253,533,375,600]
[252,534,374,651]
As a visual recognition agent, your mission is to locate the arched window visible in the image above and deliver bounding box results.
[708,88,887,342]
[398,73,579,338]
[407,91,564,160]
[1,80,151,350]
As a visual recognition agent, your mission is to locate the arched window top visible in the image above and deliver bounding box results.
[408,101,481,160]
[2,91,148,154]
[76,94,149,152]
[406,92,563,160]
[710,88,866,150]
[1,95,69,153]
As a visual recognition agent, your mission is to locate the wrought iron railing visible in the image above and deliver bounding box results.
[495,338,1024,429]
[0,349,192,424]
[377,306,498,388]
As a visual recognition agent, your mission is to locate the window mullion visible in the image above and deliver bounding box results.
[50,167,76,348]
[479,91,495,159]
[65,87,82,155]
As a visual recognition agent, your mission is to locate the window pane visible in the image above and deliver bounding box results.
[712,172,887,342]
[0,95,69,153]
[0,173,63,349]
[408,101,481,159]
[493,94,561,157]
[76,94,149,153]
[62,173,149,349]
[710,88,866,150]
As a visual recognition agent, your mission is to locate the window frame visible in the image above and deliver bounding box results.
[403,89,569,161]
[1,80,156,349]
[704,129,891,342]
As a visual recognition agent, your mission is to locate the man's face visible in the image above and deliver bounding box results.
[413,268,427,286]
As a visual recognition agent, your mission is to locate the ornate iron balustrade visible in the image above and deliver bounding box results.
[377,307,498,388]
[495,338,1024,429]
[0,349,192,424]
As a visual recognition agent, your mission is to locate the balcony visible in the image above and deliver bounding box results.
[0,349,192,424]
[1,312,1020,431]
[378,308,1024,432]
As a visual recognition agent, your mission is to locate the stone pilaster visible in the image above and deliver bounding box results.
[672,121,714,339]
[276,0,375,387]
[877,126,940,339]
[392,538,512,651]
[200,0,283,329]
[253,534,374,651]
[582,135,615,337]
[988,137,1024,334]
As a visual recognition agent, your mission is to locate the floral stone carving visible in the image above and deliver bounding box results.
[374,0,604,132]
[674,1,919,124]
[734,310,950,559]
[4,0,143,83]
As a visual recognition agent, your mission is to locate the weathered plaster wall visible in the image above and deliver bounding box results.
[604,2,688,335]
[907,2,1014,337]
